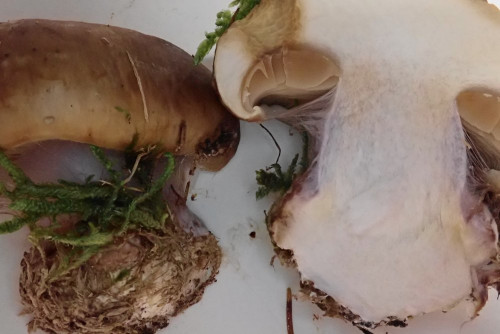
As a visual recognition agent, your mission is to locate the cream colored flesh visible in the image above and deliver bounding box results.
[215,0,500,324]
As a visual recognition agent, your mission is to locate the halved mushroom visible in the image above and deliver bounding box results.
[213,0,500,331]
[0,19,239,333]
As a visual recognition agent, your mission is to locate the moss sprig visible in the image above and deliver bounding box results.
[0,146,174,279]
[256,132,309,199]
[256,154,299,199]
[194,0,261,65]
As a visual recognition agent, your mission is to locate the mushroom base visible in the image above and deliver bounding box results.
[19,224,221,334]
[267,178,500,332]
[300,280,409,334]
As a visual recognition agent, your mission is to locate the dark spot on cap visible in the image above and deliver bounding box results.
[249,231,256,239]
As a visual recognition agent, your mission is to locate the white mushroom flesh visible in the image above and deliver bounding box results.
[214,0,500,325]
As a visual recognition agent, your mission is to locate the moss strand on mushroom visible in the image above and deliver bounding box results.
[0,147,175,280]
[194,0,261,65]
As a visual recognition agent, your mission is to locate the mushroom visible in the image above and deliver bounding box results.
[0,19,239,333]
[0,19,239,170]
[212,0,500,331]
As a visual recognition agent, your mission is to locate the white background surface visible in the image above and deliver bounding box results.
[0,1,499,333]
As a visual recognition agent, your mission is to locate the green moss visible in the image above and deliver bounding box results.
[114,268,131,282]
[0,146,174,279]
[194,0,261,65]
[256,132,309,199]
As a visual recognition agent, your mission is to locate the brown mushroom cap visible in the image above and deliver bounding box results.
[0,19,239,171]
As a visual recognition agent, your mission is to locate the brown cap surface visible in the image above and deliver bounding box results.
[0,19,239,170]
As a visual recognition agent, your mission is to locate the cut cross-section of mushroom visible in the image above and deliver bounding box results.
[214,0,500,331]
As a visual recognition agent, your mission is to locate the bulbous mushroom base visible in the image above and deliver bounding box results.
[19,224,221,334]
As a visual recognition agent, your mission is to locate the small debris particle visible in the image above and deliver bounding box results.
[101,37,111,45]
[44,116,55,125]
[386,319,407,328]
[191,193,197,201]
[249,231,256,239]
[270,255,277,267]
[126,51,149,123]
[313,314,320,321]
[287,288,294,334]
[184,181,191,199]
[175,120,187,153]
[260,124,281,164]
